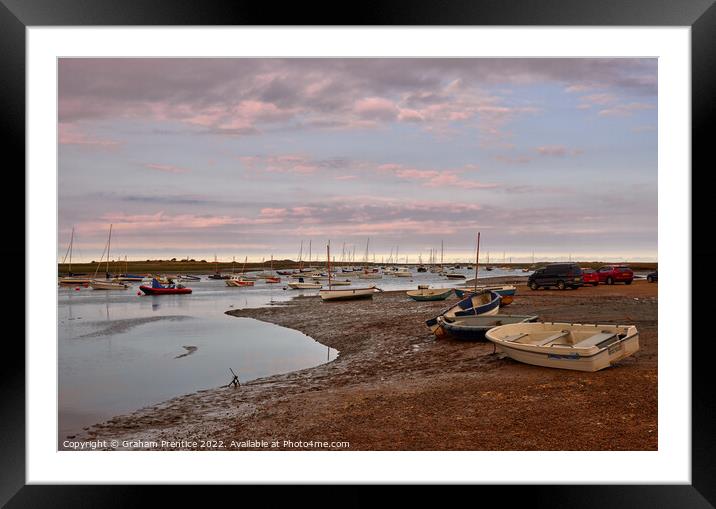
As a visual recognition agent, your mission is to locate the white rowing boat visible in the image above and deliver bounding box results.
[485,322,639,372]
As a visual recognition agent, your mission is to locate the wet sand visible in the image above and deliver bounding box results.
[74,279,657,450]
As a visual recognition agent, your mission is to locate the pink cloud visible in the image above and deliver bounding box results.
[354,97,399,121]
[59,123,120,148]
[494,154,532,164]
[598,102,654,117]
[379,163,496,190]
[535,146,583,157]
[145,163,190,174]
[535,145,568,157]
[335,175,358,181]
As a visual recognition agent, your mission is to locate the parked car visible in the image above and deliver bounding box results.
[646,271,658,283]
[528,263,583,290]
[580,268,600,286]
[596,265,634,285]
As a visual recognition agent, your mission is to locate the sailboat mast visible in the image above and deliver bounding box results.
[69,227,74,273]
[326,243,332,289]
[106,224,113,275]
[474,232,481,292]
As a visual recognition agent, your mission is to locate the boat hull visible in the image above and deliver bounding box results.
[319,288,378,301]
[438,314,539,341]
[426,291,501,334]
[287,283,322,289]
[139,285,192,295]
[406,288,453,301]
[226,279,255,287]
[90,280,129,290]
[485,322,639,372]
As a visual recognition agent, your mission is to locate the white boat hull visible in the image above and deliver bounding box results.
[287,282,323,289]
[319,288,378,301]
[90,280,129,290]
[485,322,639,372]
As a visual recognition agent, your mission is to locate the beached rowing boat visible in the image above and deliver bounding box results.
[319,287,380,301]
[454,285,517,299]
[406,288,453,301]
[319,244,382,301]
[426,290,501,334]
[436,314,539,340]
[485,322,639,372]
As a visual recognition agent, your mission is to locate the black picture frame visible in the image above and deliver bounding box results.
[4,0,710,503]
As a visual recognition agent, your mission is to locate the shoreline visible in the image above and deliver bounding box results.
[72,279,658,451]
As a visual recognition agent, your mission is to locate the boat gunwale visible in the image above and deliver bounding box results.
[486,322,638,358]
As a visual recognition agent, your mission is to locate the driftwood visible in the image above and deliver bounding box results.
[223,368,241,388]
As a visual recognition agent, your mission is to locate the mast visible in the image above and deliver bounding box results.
[440,240,444,268]
[298,240,303,270]
[326,243,332,289]
[106,224,113,276]
[474,232,481,292]
[308,240,312,267]
[69,227,74,273]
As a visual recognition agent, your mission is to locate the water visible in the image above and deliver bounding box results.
[57,267,523,439]
[58,279,337,439]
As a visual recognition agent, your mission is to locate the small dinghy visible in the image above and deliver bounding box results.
[177,274,201,281]
[426,291,501,334]
[406,288,453,301]
[226,277,255,287]
[287,278,322,289]
[139,279,192,295]
[90,279,129,290]
[445,272,466,279]
[454,285,516,305]
[265,277,281,284]
[435,314,539,340]
[485,322,639,372]
[319,287,381,301]
[327,279,352,286]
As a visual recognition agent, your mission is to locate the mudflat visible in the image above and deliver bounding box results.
[75,280,657,450]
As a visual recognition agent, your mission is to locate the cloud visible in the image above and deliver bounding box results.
[598,102,655,117]
[378,163,495,189]
[144,163,191,174]
[535,145,583,157]
[58,58,655,142]
[58,123,120,148]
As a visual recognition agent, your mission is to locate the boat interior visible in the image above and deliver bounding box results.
[500,327,628,349]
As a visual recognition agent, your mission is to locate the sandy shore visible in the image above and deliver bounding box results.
[73,279,657,450]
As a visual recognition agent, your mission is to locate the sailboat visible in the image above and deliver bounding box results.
[319,243,381,301]
[90,225,129,290]
[58,227,91,286]
[265,255,281,283]
[208,254,230,279]
[226,256,255,287]
[114,255,145,281]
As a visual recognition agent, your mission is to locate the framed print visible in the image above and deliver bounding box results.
[4,0,711,503]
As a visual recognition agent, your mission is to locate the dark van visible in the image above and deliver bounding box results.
[527,263,583,290]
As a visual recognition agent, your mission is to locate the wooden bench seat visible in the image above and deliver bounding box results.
[535,330,571,346]
[572,332,618,348]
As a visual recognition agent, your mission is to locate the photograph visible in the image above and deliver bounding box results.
[56,57,658,452]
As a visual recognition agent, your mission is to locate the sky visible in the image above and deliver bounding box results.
[58,58,657,264]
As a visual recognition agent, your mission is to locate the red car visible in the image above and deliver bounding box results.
[580,268,599,286]
[596,265,634,285]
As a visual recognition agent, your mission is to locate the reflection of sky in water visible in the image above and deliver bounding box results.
[57,269,520,439]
